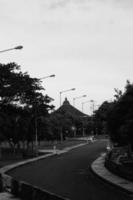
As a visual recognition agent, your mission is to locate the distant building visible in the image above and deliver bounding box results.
[55,97,88,117]
[50,98,89,138]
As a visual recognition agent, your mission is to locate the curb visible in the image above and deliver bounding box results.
[0,153,54,174]
[91,153,133,198]
[0,142,87,200]
[1,142,87,174]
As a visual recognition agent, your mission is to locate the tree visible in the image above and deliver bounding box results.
[107,81,133,151]
[0,62,54,151]
[49,110,89,140]
[0,62,43,106]
[94,101,114,135]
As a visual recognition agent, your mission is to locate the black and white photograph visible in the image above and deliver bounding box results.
[0,0,133,200]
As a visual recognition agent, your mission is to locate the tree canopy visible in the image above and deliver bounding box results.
[107,81,133,147]
[94,101,114,135]
[0,62,54,149]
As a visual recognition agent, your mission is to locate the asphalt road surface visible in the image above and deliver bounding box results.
[8,140,129,200]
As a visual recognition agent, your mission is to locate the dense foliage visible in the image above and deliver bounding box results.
[94,101,113,135]
[49,110,90,140]
[107,81,133,148]
[0,62,54,150]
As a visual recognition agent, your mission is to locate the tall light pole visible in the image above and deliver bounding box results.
[82,100,90,113]
[0,45,23,53]
[73,95,87,107]
[59,87,75,143]
[0,45,23,158]
[34,74,55,155]
[59,88,76,107]
[81,100,96,137]
[90,100,96,136]
[90,99,95,115]
[79,115,89,137]
[81,100,90,137]
[82,100,96,114]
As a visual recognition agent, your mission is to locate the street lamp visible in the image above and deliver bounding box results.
[81,100,96,137]
[79,115,89,137]
[0,45,23,158]
[34,74,55,155]
[73,95,87,106]
[89,100,96,136]
[39,74,56,79]
[82,99,95,114]
[59,88,76,107]
[0,45,23,53]
[59,87,75,143]
[90,100,95,115]
[82,100,90,113]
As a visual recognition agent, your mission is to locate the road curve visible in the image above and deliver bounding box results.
[8,140,129,200]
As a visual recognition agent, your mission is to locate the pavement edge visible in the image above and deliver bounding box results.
[90,153,133,199]
[0,142,87,200]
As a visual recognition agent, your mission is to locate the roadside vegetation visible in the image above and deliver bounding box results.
[0,62,54,158]
[93,80,133,153]
[94,80,133,180]
[0,62,89,166]
[0,61,133,180]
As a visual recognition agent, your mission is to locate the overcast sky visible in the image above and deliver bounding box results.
[0,0,133,114]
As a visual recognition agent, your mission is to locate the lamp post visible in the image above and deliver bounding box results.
[82,100,90,113]
[0,45,23,53]
[34,74,55,155]
[0,45,23,158]
[59,87,75,142]
[82,99,95,114]
[90,100,95,115]
[79,115,89,137]
[59,88,76,107]
[81,100,91,137]
[73,95,87,107]
[81,100,96,137]
[90,100,96,137]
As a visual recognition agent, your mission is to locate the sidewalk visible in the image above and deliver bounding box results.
[91,153,133,198]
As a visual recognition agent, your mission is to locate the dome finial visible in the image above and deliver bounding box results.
[63,97,70,105]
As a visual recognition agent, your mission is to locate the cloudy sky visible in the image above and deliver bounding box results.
[0,0,133,114]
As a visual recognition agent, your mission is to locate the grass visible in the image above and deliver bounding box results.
[39,138,86,150]
[0,138,86,168]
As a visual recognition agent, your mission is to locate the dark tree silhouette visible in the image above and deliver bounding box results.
[107,81,133,154]
[0,62,54,151]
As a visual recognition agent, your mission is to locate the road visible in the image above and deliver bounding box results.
[8,140,129,200]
